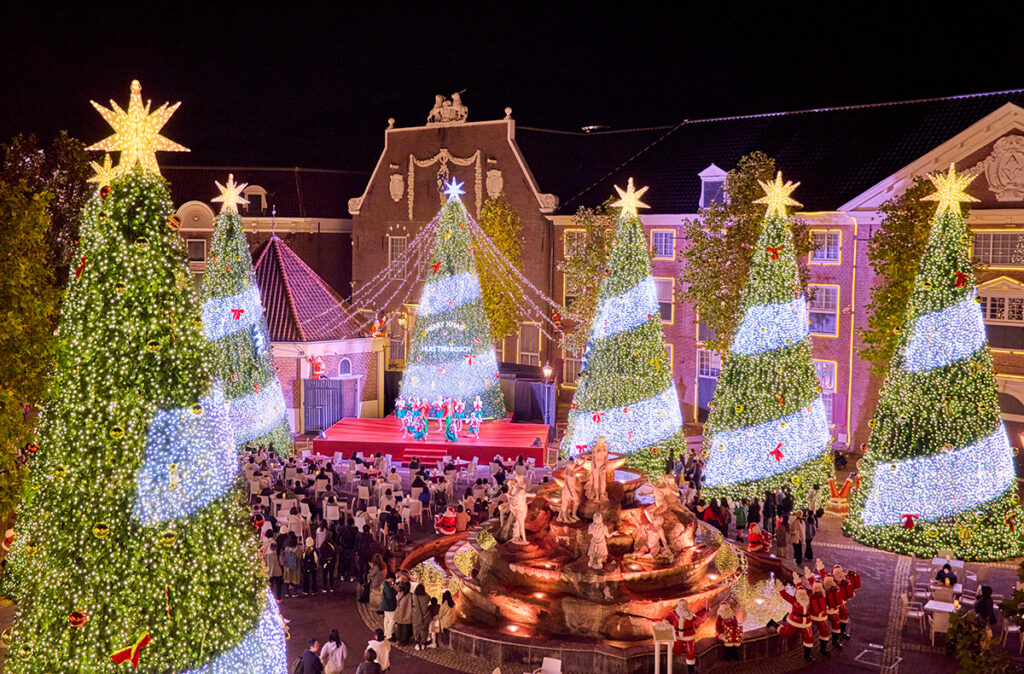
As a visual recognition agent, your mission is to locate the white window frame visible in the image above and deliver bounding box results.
[810,230,841,264]
[973,231,1024,267]
[814,360,837,426]
[563,229,585,258]
[387,235,408,280]
[562,350,581,387]
[651,229,676,260]
[654,277,675,324]
[698,163,728,208]
[697,348,721,379]
[808,284,839,336]
[186,239,207,263]
[388,320,407,362]
[518,323,541,367]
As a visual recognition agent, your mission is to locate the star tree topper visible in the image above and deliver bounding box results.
[922,162,979,216]
[754,171,802,218]
[88,153,117,188]
[87,80,189,175]
[212,174,250,214]
[611,177,650,217]
[443,177,466,200]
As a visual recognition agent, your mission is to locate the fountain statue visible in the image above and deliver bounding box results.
[509,474,528,545]
[554,458,582,523]
[587,512,611,570]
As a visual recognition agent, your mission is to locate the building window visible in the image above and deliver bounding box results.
[814,360,836,425]
[563,229,585,258]
[355,310,376,334]
[654,278,674,323]
[338,358,352,376]
[563,351,581,386]
[191,271,203,295]
[651,230,675,259]
[697,320,717,343]
[808,285,839,336]
[241,185,268,213]
[518,323,541,366]
[563,277,577,309]
[811,230,841,263]
[664,343,674,376]
[698,163,728,208]
[980,293,1024,349]
[186,239,206,262]
[973,232,1024,266]
[388,235,408,279]
[388,321,406,362]
[696,348,721,422]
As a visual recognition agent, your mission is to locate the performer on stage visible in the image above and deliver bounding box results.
[410,397,428,441]
[443,397,458,443]
[396,396,409,437]
[454,397,466,432]
[816,558,858,642]
[772,578,816,663]
[465,396,483,438]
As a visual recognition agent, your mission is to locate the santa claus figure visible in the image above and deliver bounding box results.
[825,560,858,640]
[801,571,832,657]
[715,603,742,661]
[821,574,845,649]
[747,522,773,553]
[667,598,702,673]
[307,355,326,380]
[434,507,457,535]
[772,579,816,663]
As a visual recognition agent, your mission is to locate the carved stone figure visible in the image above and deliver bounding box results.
[651,474,680,514]
[486,169,504,199]
[510,475,528,545]
[973,135,1024,201]
[588,437,610,502]
[426,93,469,125]
[389,173,405,202]
[587,511,610,570]
[556,461,581,523]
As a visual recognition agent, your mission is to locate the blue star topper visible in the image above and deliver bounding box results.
[443,177,465,200]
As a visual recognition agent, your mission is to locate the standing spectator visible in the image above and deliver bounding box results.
[974,586,998,637]
[747,498,761,534]
[673,454,684,486]
[803,509,817,561]
[691,457,704,493]
[319,629,347,674]
[380,573,397,639]
[315,520,330,548]
[394,582,413,644]
[773,515,789,558]
[778,487,794,522]
[719,497,733,537]
[763,491,777,535]
[301,537,319,595]
[282,533,302,598]
[411,584,432,650]
[789,512,805,564]
[356,649,383,674]
[320,534,337,593]
[806,483,822,516]
[264,541,284,599]
[366,628,392,672]
[300,637,323,674]
[733,499,748,542]
[338,519,357,582]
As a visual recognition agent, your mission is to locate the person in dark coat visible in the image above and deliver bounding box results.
[763,491,777,535]
[301,638,323,674]
[974,585,998,634]
[778,487,794,522]
[747,498,761,530]
[935,563,958,586]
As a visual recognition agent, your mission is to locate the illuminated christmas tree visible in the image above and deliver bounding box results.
[845,164,1023,560]
[703,173,833,503]
[3,82,286,673]
[400,178,506,418]
[201,174,293,456]
[565,179,684,472]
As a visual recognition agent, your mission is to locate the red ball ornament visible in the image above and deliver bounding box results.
[68,610,88,628]
[100,185,112,199]
[167,214,182,231]
[26,444,38,454]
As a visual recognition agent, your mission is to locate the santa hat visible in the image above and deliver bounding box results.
[794,587,810,606]
[676,599,694,619]
[445,507,456,517]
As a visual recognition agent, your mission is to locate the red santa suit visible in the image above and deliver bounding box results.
[805,578,831,642]
[434,507,457,535]
[822,576,843,633]
[747,523,772,553]
[777,586,815,648]
[715,603,742,648]
[666,599,700,666]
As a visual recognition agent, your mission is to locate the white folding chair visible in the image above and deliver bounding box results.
[411,486,423,501]
[408,500,425,526]
[899,594,925,632]
[528,657,562,674]
[300,502,311,520]
[325,504,341,523]
[929,611,950,646]
[357,486,371,510]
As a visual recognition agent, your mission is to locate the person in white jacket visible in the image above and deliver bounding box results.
[319,629,347,674]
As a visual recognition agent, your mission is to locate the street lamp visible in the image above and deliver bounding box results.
[542,362,552,382]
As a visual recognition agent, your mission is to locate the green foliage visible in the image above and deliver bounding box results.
[0,181,59,517]
[557,204,614,356]
[947,608,1020,673]
[860,177,976,374]
[4,168,269,671]
[845,205,1023,560]
[1,132,92,279]
[201,210,293,456]
[680,152,814,352]
[474,193,523,342]
[401,195,506,418]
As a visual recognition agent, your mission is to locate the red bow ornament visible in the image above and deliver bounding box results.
[1008,514,1018,532]
[75,255,87,279]
[110,633,151,669]
[575,443,588,454]
[900,513,920,530]
[431,261,442,274]
[464,354,476,366]
[592,411,604,423]
[230,308,245,320]
[768,443,784,462]
[955,271,969,288]
[766,246,782,261]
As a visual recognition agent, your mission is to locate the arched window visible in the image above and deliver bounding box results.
[338,358,352,376]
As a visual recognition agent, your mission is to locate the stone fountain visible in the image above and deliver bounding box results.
[448,446,743,642]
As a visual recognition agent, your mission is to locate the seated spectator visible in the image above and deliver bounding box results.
[935,563,958,586]
[454,505,471,532]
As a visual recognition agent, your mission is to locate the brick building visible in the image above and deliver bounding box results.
[349,91,1024,450]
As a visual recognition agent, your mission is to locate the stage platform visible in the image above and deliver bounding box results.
[312,417,550,465]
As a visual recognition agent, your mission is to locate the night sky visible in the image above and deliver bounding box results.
[2,5,1022,172]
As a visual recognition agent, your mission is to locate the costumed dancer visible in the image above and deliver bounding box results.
[667,598,702,674]
[800,569,832,657]
[771,578,816,663]
[715,603,742,662]
[821,573,844,649]
[747,522,772,553]
[396,396,409,437]
[411,397,428,441]
[816,558,858,641]
[453,397,466,433]
[433,396,444,434]
[465,395,483,438]
[443,397,458,443]
[434,506,457,535]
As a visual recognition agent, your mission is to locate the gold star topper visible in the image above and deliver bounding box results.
[611,177,650,217]
[88,153,117,188]
[86,80,189,175]
[212,174,250,214]
[922,162,979,216]
[754,171,802,218]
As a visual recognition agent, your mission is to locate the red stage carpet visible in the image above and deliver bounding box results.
[312,417,549,465]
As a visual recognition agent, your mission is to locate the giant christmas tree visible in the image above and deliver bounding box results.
[702,173,833,503]
[400,178,506,418]
[565,179,684,472]
[201,174,293,456]
[3,82,286,673]
[845,164,1023,560]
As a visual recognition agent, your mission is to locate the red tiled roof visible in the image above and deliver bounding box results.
[253,236,360,342]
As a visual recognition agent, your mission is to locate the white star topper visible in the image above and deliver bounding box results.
[443,177,465,200]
